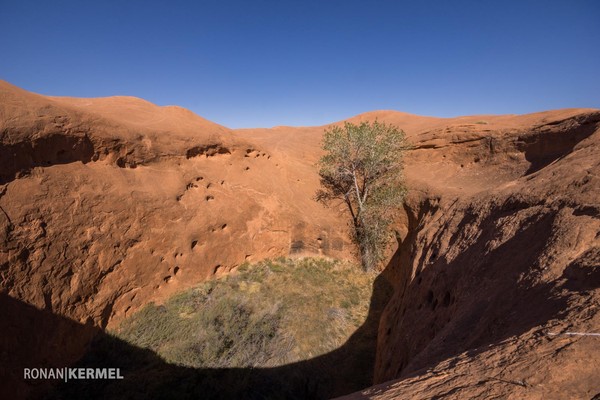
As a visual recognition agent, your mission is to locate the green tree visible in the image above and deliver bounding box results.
[316,121,408,271]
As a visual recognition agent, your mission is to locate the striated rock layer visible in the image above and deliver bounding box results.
[1,80,599,398]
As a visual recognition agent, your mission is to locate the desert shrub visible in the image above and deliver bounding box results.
[114,258,374,368]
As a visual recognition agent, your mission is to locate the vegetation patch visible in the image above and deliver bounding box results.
[48,257,391,399]
[115,257,375,368]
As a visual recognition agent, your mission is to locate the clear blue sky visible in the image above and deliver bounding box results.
[1,0,599,128]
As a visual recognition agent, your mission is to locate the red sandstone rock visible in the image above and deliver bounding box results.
[1,80,598,399]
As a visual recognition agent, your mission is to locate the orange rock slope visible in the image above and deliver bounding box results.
[0,80,353,330]
[344,108,600,399]
[1,80,599,398]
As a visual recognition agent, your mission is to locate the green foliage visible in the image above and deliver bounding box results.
[317,120,408,271]
[50,257,389,399]
[113,258,374,369]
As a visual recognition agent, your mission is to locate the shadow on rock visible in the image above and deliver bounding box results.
[0,267,393,400]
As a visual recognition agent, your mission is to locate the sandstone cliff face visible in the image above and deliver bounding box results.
[1,80,599,399]
[0,81,352,330]
[346,111,600,399]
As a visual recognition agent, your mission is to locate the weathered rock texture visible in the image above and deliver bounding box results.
[1,80,599,399]
[0,80,352,331]
[340,111,600,398]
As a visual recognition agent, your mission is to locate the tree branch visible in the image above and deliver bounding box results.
[345,195,357,224]
[352,169,363,214]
